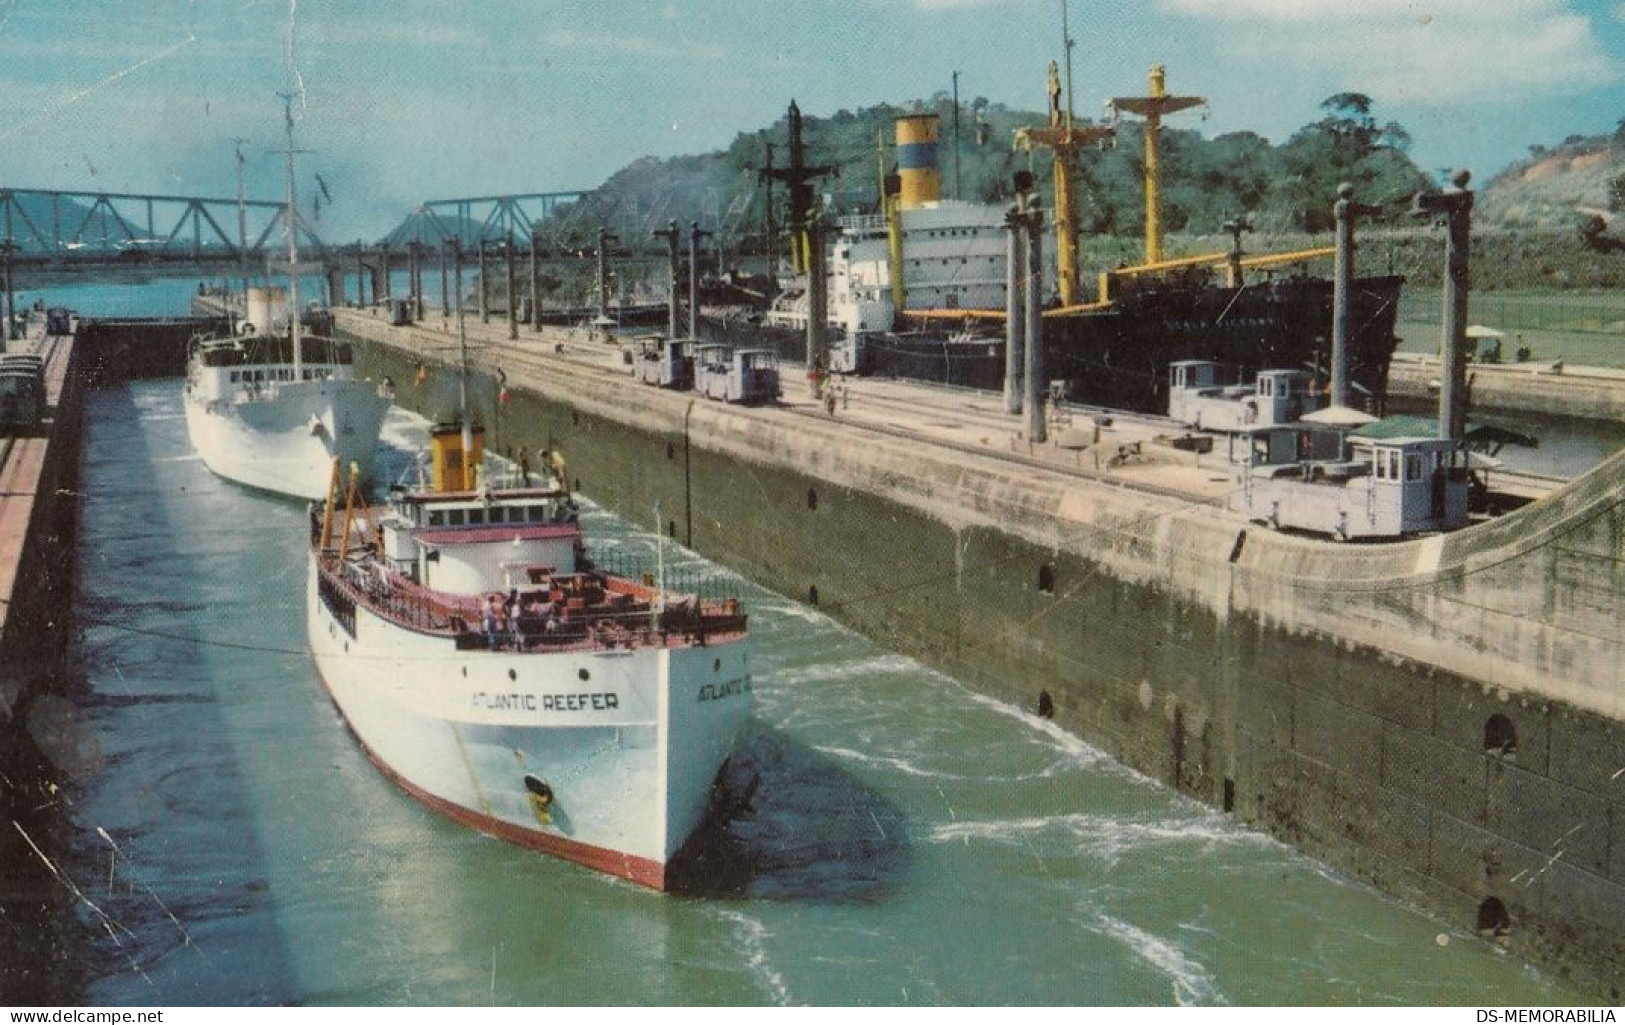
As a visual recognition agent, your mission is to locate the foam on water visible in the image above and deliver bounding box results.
[810,744,1062,784]
[34,336,1589,1005]
[928,810,1278,862]
[746,597,840,628]
[1092,913,1225,1006]
[958,689,1112,770]
[767,653,919,688]
[714,909,793,1006]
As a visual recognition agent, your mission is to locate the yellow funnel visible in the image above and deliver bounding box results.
[895,114,941,210]
[430,421,485,492]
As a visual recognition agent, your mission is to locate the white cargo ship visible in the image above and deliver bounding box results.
[183,288,391,500]
[305,424,752,888]
[184,98,390,501]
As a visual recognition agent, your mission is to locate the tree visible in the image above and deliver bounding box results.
[1381,121,1412,153]
[1310,93,1411,152]
[1319,93,1375,141]
[1577,215,1624,255]
[1266,94,1429,229]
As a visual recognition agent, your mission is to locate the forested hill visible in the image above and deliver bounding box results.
[1478,124,1625,234]
[507,92,1433,252]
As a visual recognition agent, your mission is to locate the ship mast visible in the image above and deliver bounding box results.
[233,137,250,299]
[454,239,473,459]
[279,93,304,378]
[1109,65,1204,266]
[1060,0,1075,133]
[760,102,835,276]
[1014,40,1113,308]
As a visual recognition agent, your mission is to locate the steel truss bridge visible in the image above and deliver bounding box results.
[0,187,322,267]
[381,192,586,250]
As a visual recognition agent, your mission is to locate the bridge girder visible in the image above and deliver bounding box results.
[382,192,586,249]
[0,187,322,264]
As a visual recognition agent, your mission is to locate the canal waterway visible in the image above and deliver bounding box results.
[15,276,1606,1005]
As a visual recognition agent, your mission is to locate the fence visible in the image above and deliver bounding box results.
[1398,290,1625,336]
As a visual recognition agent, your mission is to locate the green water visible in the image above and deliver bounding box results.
[39,378,1584,1006]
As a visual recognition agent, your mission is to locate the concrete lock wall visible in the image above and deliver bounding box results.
[1390,358,1625,423]
[0,328,89,1005]
[1,330,88,699]
[342,320,1625,999]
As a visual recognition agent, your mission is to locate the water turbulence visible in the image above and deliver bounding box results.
[668,725,910,900]
[26,367,1589,1005]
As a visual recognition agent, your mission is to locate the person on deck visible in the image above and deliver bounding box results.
[483,594,503,650]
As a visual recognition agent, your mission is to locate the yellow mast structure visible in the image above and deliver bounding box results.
[876,129,906,310]
[1015,59,1114,308]
[1110,65,1204,266]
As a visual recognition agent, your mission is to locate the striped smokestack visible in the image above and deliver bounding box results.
[896,113,941,210]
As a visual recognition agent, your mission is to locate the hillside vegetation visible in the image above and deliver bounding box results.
[528,93,1433,260]
[405,96,1625,297]
[1478,124,1625,231]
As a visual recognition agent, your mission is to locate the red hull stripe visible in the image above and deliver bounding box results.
[312,666,668,891]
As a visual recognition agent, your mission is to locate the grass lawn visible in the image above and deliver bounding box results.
[1396,288,1625,367]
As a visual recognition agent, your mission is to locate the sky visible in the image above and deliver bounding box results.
[0,0,1619,239]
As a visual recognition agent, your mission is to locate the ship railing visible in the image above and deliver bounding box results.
[482,603,747,654]
[836,214,887,235]
[584,544,738,607]
[317,555,453,634]
[315,553,746,653]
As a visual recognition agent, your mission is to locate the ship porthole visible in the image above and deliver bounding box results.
[578,668,590,681]
[508,668,517,681]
